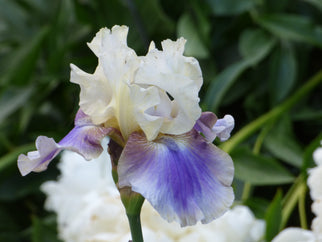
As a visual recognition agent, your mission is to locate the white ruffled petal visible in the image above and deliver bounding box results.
[71,26,140,139]
[134,38,202,137]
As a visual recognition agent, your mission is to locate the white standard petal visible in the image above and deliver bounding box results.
[71,26,140,139]
[129,84,172,140]
[134,37,202,137]
[70,64,115,125]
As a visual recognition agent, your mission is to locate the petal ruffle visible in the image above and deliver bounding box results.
[194,112,234,142]
[117,130,234,227]
[71,26,140,139]
[133,38,202,138]
[17,110,112,176]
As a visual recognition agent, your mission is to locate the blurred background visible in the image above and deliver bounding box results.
[0,0,321,241]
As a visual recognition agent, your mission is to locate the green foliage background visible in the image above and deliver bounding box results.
[0,0,321,241]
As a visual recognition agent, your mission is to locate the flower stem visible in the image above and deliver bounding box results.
[299,184,308,229]
[127,213,144,242]
[119,187,145,242]
[220,70,322,153]
[281,175,306,228]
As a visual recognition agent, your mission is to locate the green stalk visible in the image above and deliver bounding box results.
[127,213,144,242]
[281,175,306,228]
[220,70,322,154]
[120,187,145,242]
[299,184,308,229]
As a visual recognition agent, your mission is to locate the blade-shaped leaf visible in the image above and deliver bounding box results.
[264,116,303,168]
[303,0,322,11]
[239,28,276,65]
[177,13,209,58]
[255,13,322,48]
[0,86,34,123]
[231,147,295,185]
[265,190,283,241]
[205,0,256,16]
[269,43,297,104]
[205,28,275,111]
[1,26,49,85]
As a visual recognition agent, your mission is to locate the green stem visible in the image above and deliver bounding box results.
[120,187,145,242]
[127,213,144,242]
[220,70,322,153]
[241,182,252,201]
[281,175,306,228]
[299,184,308,229]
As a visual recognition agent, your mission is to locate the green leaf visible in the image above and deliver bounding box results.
[303,0,322,11]
[1,26,49,85]
[204,28,275,111]
[231,147,295,185]
[0,0,28,34]
[31,216,61,242]
[302,133,322,171]
[204,60,249,111]
[264,117,303,168]
[245,197,270,219]
[269,43,297,104]
[135,0,175,36]
[265,190,283,241]
[0,143,35,172]
[263,0,290,12]
[239,28,276,65]
[255,13,322,48]
[205,0,256,16]
[0,86,34,124]
[177,13,209,58]
[292,108,322,121]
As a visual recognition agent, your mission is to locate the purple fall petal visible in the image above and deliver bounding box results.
[17,110,112,176]
[118,130,234,227]
[213,114,234,141]
[18,136,61,176]
[194,112,218,142]
[194,112,234,142]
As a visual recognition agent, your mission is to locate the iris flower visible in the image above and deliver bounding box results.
[18,25,235,227]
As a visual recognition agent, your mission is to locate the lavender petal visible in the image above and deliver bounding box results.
[118,130,234,226]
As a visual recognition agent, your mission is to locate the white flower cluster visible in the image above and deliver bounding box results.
[41,140,265,242]
[273,143,322,242]
[308,144,322,240]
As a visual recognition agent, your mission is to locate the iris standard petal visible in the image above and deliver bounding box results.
[194,112,234,143]
[70,64,115,125]
[17,110,112,176]
[71,26,140,139]
[117,130,234,227]
[134,38,202,137]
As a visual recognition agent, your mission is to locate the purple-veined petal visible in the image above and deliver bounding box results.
[18,110,113,176]
[213,115,234,142]
[118,130,234,227]
[194,112,234,142]
[194,112,218,142]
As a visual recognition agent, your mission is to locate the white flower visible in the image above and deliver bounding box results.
[308,144,322,240]
[21,25,235,227]
[272,228,315,242]
[41,140,264,242]
[273,143,322,242]
[70,25,202,141]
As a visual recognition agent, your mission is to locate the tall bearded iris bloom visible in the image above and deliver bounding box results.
[18,25,235,227]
